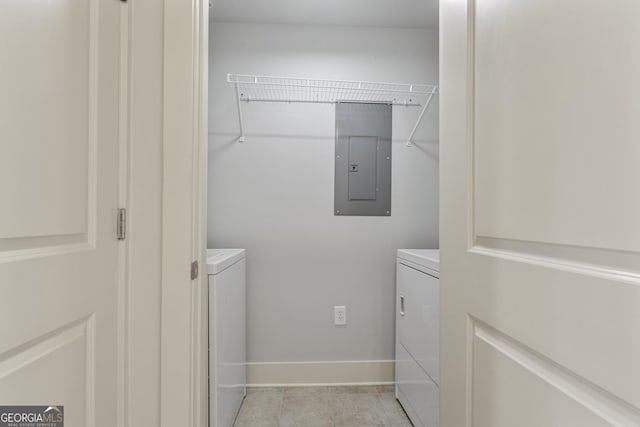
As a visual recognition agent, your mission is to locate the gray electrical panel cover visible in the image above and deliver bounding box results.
[334,102,392,216]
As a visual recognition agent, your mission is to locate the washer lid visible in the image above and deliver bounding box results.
[397,249,440,274]
[207,248,246,274]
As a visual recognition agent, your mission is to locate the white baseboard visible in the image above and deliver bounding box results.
[246,360,394,387]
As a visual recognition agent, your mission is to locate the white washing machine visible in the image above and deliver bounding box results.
[208,249,246,427]
[396,249,440,427]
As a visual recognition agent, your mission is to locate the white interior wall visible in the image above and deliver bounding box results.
[208,22,439,373]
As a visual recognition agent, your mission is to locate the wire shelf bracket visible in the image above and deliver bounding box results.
[405,89,436,147]
[227,74,438,145]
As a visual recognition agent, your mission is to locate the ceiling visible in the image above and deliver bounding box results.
[210,0,439,29]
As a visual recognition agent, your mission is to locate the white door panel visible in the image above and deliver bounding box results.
[0,320,92,427]
[474,0,640,253]
[441,0,640,426]
[473,329,614,427]
[0,0,122,425]
[0,0,94,240]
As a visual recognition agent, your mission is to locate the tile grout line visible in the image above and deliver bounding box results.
[330,386,337,427]
[278,388,284,427]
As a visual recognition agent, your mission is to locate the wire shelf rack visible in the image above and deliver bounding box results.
[226,74,438,144]
[228,74,436,106]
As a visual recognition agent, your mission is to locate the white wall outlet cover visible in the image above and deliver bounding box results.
[334,305,347,326]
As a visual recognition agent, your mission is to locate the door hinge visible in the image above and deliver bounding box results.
[191,260,199,280]
[117,208,127,240]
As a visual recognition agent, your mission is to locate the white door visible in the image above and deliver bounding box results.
[0,0,122,426]
[441,1,640,426]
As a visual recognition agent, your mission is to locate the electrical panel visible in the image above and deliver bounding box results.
[334,103,392,216]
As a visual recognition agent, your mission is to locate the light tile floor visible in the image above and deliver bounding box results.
[234,385,413,427]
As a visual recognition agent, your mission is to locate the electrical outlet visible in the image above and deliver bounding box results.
[334,305,346,326]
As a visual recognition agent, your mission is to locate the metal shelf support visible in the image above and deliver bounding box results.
[406,87,437,147]
[234,82,246,143]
